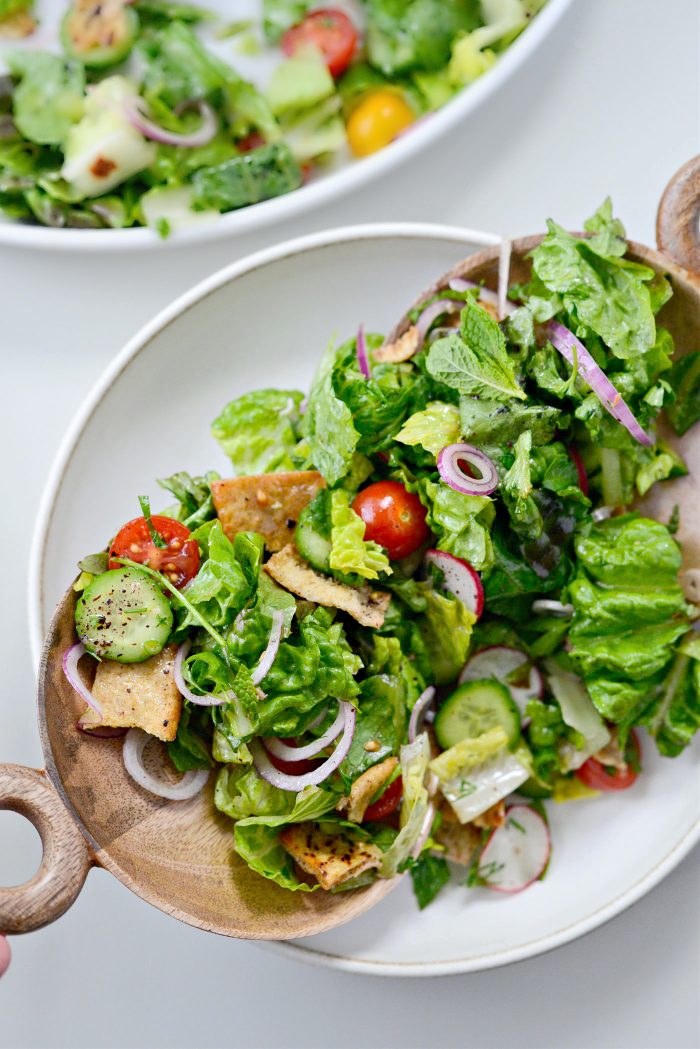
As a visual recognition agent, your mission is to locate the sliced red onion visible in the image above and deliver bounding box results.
[437,443,498,496]
[124,97,218,148]
[415,297,462,341]
[408,687,436,743]
[250,609,284,685]
[424,549,484,618]
[63,642,102,720]
[123,728,209,801]
[174,639,226,707]
[592,506,614,522]
[264,701,345,761]
[532,599,573,617]
[251,703,356,792]
[356,324,370,378]
[547,321,653,446]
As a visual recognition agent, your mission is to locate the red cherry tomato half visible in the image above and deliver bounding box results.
[109,516,200,588]
[267,741,321,776]
[568,446,589,497]
[576,731,641,792]
[352,480,430,561]
[237,131,265,153]
[282,8,357,78]
[363,775,403,822]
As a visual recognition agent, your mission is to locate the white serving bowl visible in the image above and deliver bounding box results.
[0,0,573,251]
[29,222,700,975]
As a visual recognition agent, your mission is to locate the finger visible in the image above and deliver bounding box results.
[0,936,11,977]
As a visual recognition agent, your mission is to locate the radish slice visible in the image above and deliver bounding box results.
[478,804,551,893]
[458,645,542,716]
[424,549,484,618]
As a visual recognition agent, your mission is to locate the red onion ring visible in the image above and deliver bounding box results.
[356,324,370,378]
[546,320,653,446]
[592,506,614,522]
[498,238,512,321]
[415,297,463,342]
[437,443,498,496]
[123,728,209,801]
[250,609,284,685]
[63,642,103,720]
[408,687,436,743]
[263,701,345,761]
[174,639,226,707]
[251,703,356,791]
[124,97,218,148]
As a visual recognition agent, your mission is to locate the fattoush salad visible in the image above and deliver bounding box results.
[64,202,700,905]
[0,0,548,233]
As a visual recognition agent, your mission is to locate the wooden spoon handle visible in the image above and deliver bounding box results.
[0,765,91,934]
[656,155,700,276]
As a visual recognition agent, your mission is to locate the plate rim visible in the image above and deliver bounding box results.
[0,0,574,253]
[28,219,700,976]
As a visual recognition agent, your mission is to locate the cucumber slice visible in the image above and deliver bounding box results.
[61,3,139,69]
[434,679,521,751]
[75,566,173,664]
[295,492,332,573]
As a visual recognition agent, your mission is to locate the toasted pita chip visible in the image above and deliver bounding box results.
[338,757,398,823]
[433,819,481,867]
[471,799,506,831]
[279,822,383,890]
[0,10,36,37]
[265,545,391,628]
[212,471,325,552]
[79,645,181,742]
[374,325,421,364]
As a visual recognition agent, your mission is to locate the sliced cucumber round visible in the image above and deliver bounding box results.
[75,566,173,664]
[61,3,139,70]
[434,678,521,751]
[295,504,331,573]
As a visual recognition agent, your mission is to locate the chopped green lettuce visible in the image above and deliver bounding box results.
[380,733,432,877]
[395,401,461,456]
[9,52,84,146]
[329,490,391,581]
[212,389,304,474]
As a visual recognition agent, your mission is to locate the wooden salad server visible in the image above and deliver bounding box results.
[2,157,700,940]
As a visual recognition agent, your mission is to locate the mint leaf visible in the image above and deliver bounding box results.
[426,301,526,401]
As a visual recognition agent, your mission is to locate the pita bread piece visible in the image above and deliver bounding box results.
[279,822,383,890]
[337,757,398,823]
[265,545,391,628]
[212,471,325,552]
[79,644,181,742]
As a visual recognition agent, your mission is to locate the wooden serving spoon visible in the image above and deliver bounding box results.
[0,588,397,939]
[2,156,700,942]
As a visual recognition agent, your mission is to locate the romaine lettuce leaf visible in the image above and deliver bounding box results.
[232,783,337,891]
[430,727,530,822]
[364,0,481,76]
[212,389,304,474]
[303,340,360,485]
[177,523,262,631]
[380,732,431,877]
[666,351,700,436]
[640,653,700,757]
[262,0,310,42]
[395,401,460,457]
[329,490,391,581]
[459,397,561,447]
[543,658,610,770]
[157,470,219,530]
[9,52,84,146]
[417,587,475,685]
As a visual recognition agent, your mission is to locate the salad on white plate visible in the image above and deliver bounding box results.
[0,0,550,234]
[61,201,700,907]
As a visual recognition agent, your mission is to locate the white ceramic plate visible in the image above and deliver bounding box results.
[0,0,574,251]
[29,224,700,976]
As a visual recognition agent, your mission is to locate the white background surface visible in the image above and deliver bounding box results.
[1,0,699,1046]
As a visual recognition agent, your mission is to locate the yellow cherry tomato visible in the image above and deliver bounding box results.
[346,89,415,157]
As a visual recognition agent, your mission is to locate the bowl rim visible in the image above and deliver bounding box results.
[0,0,574,253]
[28,219,700,976]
